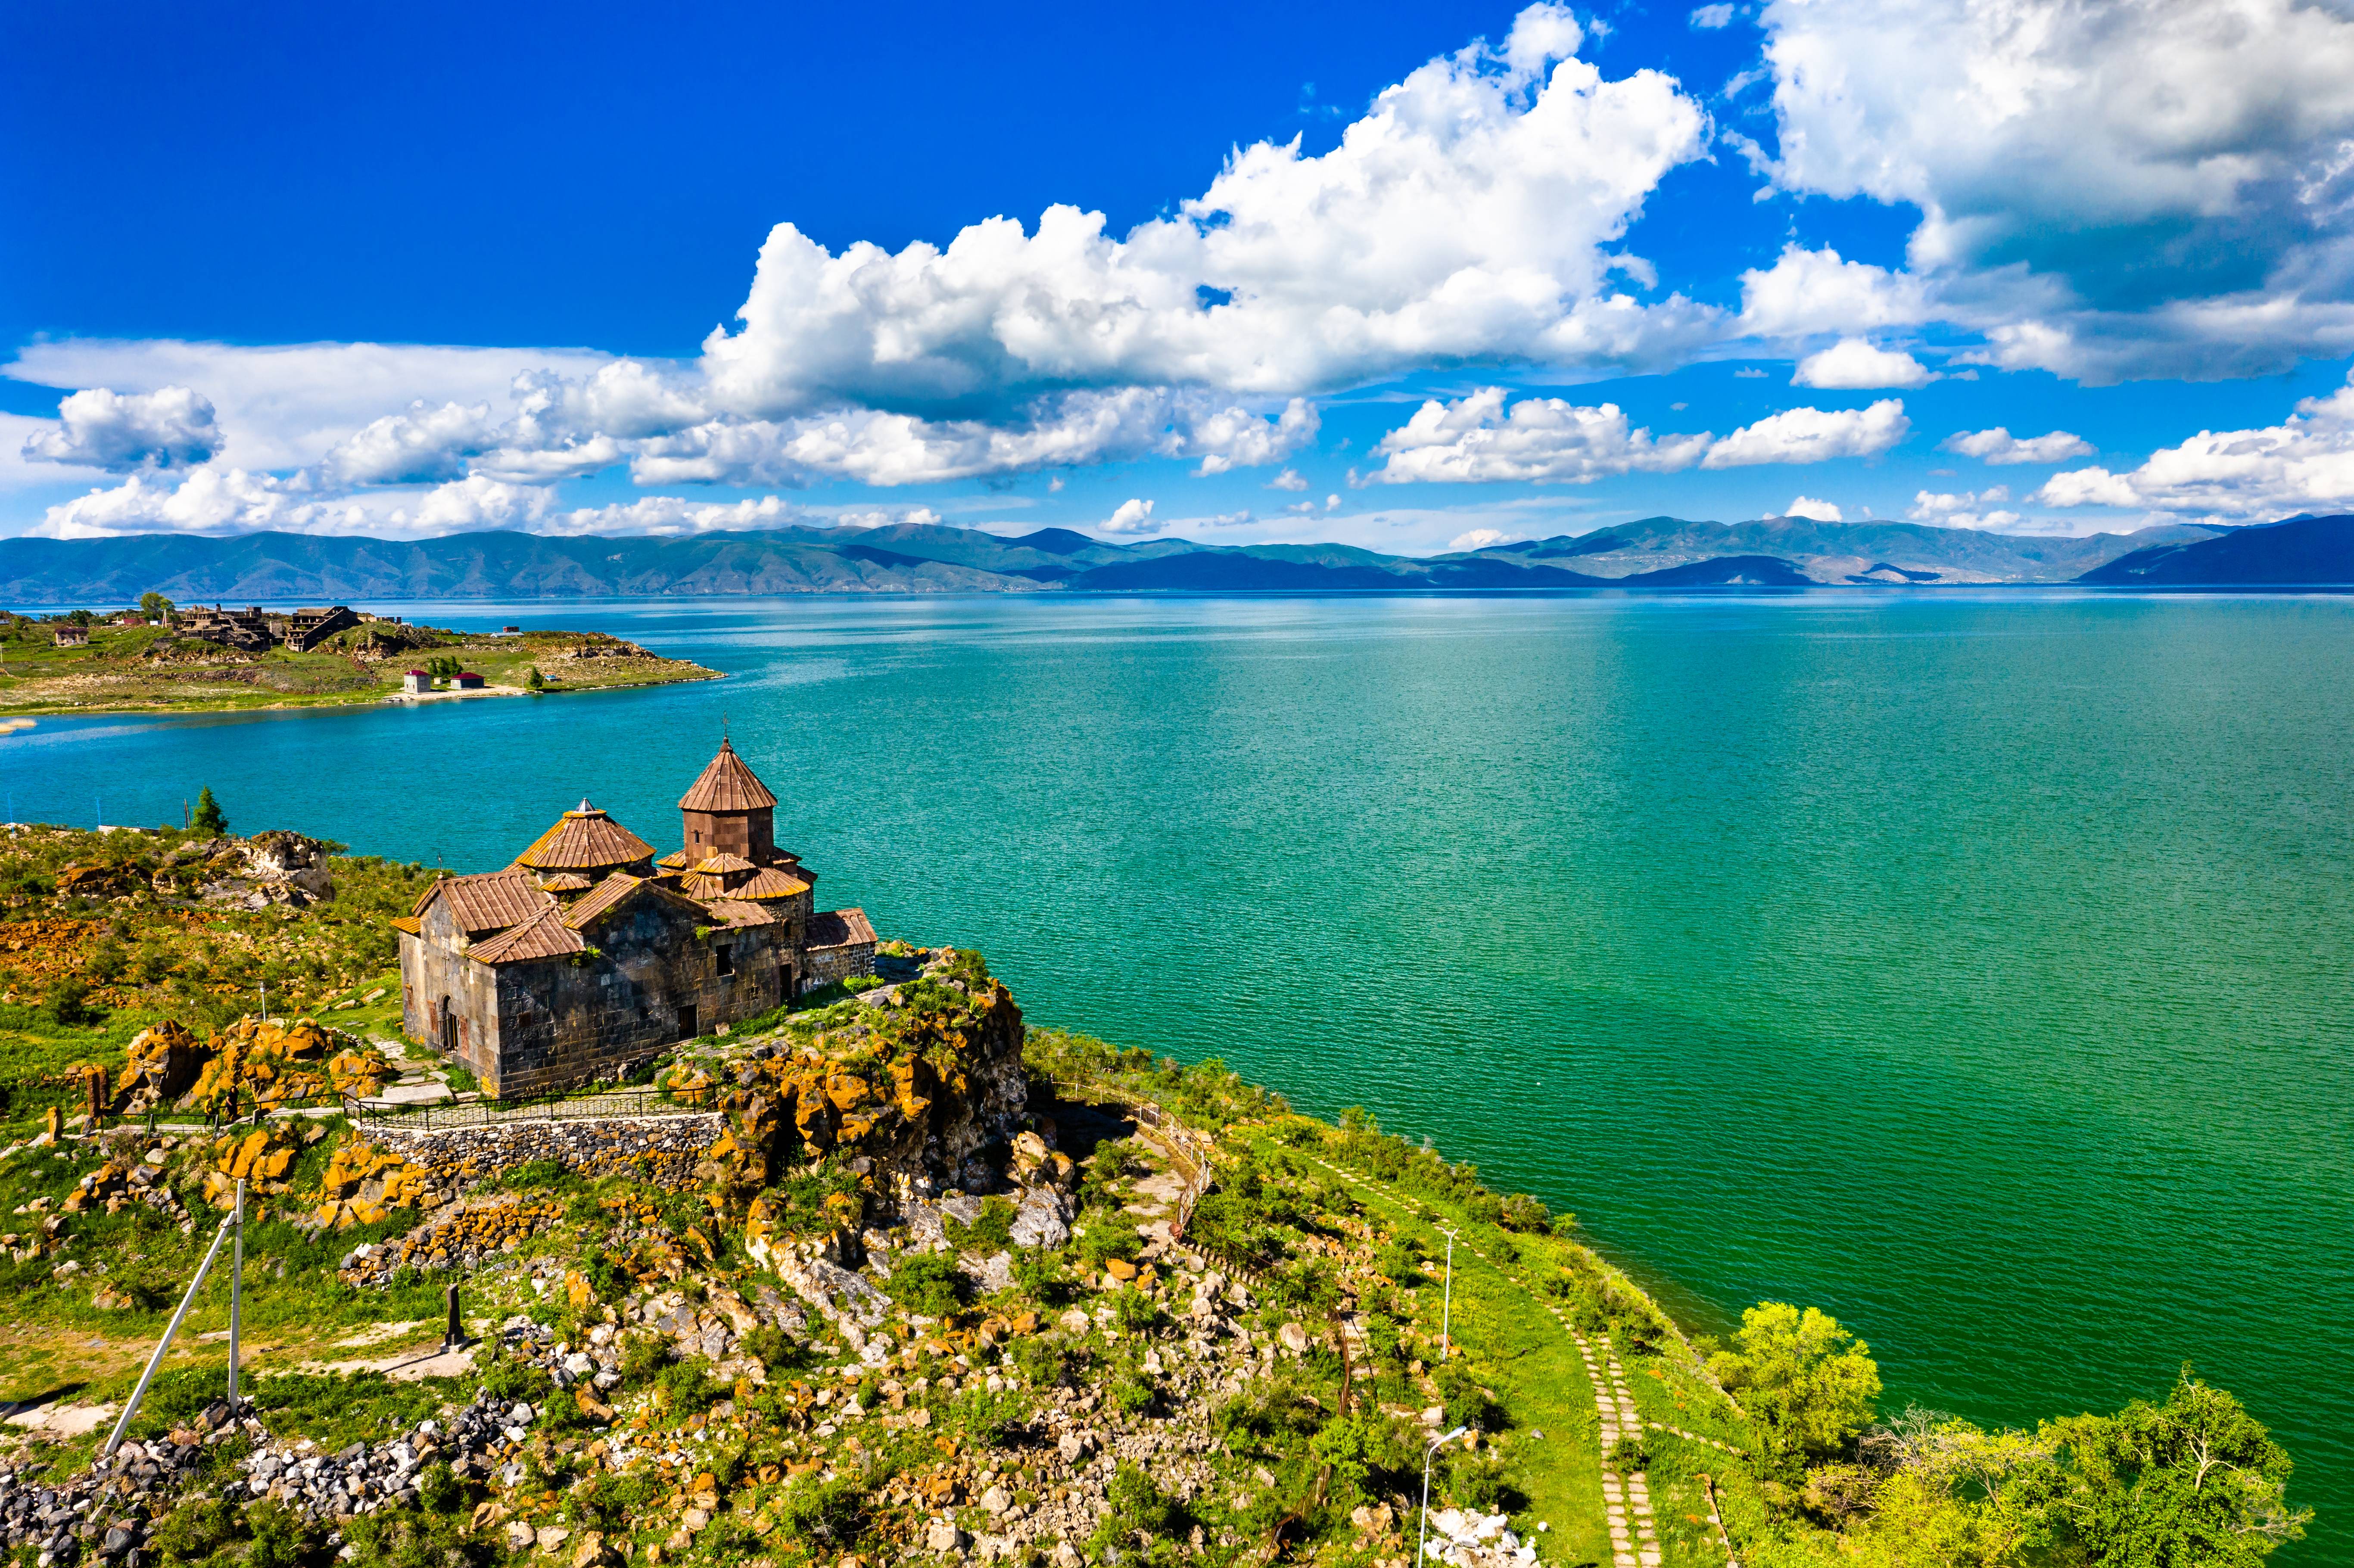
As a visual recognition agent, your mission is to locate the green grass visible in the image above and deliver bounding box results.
[1239,1129,1614,1566]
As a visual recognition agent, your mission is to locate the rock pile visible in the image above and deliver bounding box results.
[112,1021,202,1112]
[194,1123,314,1207]
[0,1398,262,1566]
[339,1197,567,1283]
[238,1390,541,1518]
[192,831,334,911]
[1420,1508,1540,1567]
[685,948,1031,1220]
[60,1155,190,1225]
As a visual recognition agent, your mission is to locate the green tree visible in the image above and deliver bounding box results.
[526,665,545,690]
[190,786,227,836]
[138,591,174,619]
[1708,1301,1882,1465]
[2044,1369,2307,1566]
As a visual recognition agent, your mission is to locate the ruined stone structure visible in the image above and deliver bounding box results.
[285,605,361,651]
[395,741,877,1098]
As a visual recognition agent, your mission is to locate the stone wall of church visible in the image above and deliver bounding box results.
[479,911,793,1098]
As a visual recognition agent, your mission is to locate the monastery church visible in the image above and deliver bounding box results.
[396,740,875,1098]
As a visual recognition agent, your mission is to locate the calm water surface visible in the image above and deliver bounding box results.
[6,593,2349,1549]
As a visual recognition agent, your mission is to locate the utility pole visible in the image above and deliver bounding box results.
[227,1179,243,1406]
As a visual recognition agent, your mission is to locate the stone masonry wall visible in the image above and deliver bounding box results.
[803,937,876,989]
[368,1113,724,1187]
[484,903,790,1099]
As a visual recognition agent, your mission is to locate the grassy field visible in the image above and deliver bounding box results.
[0,615,716,716]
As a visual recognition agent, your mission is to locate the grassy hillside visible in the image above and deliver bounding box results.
[0,614,715,716]
[0,841,2310,1568]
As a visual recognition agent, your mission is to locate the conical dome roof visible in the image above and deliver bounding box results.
[514,800,657,871]
[679,738,778,812]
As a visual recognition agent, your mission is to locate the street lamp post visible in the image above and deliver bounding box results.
[1440,1231,1456,1360]
[1417,1425,1471,1565]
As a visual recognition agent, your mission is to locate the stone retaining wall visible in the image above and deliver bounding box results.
[367,1113,724,1186]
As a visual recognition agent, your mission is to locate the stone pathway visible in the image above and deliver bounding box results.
[1298,1150,1739,1568]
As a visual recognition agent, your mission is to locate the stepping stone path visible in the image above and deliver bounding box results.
[1298,1151,1741,1568]
[1573,1332,1661,1568]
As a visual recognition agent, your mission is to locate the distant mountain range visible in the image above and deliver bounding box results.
[2,514,2347,604]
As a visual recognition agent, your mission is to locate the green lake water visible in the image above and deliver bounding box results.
[6,591,2349,1551]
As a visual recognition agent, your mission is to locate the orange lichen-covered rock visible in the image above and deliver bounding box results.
[117,1020,205,1110]
[184,1015,386,1111]
[309,1137,436,1228]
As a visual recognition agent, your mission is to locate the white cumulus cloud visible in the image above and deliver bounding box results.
[1450,527,1526,549]
[21,386,220,472]
[1757,0,2354,379]
[700,4,1711,419]
[1941,426,2097,464]
[1736,246,1930,339]
[1367,386,1714,483]
[323,401,501,485]
[1101,498,1159,535]
[1792,338,1934,389]
[1907,485,2019,529]
[2035,372,2354,516]
[1778,495,1843,521]
[1701,398,1909,467]
[26,469,549,540]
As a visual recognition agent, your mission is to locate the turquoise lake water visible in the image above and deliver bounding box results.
[5,592,2349,1550]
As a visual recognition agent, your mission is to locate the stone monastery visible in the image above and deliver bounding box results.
[395,740,875,1098]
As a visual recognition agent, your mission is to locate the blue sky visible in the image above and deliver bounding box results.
[8,0,2354,550]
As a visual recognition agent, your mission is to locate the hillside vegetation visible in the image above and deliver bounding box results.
[0,825,2308,1568]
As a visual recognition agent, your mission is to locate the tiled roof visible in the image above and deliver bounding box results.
[691,852,758,874]
[415,867,555,935]
[470,904,589,964]
[735,867,813,900]
[678,740,778,812]
[703,899,777,928]
[562,873,707,932]
[391,915,421,936]
[514,802,657,871]
[806,906,877,949]
[537,872,591,893]
[656,850,692,870]
[677,871,729,901]
[560,873,645,930]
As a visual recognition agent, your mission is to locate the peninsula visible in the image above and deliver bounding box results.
[0,799,2310,1568]
[0,601,716,718]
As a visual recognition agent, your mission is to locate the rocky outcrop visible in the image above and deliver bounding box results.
[693,950,1030,1223]
[180,1014,389,1114]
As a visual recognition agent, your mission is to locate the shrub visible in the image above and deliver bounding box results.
[46,976,98,1027]
[1078,1223,1142,1267]
[1112,1289,1165,1335]
[887,1250,967,1316]
[946,1195,1018,1253]
[772,1473,869,1549]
